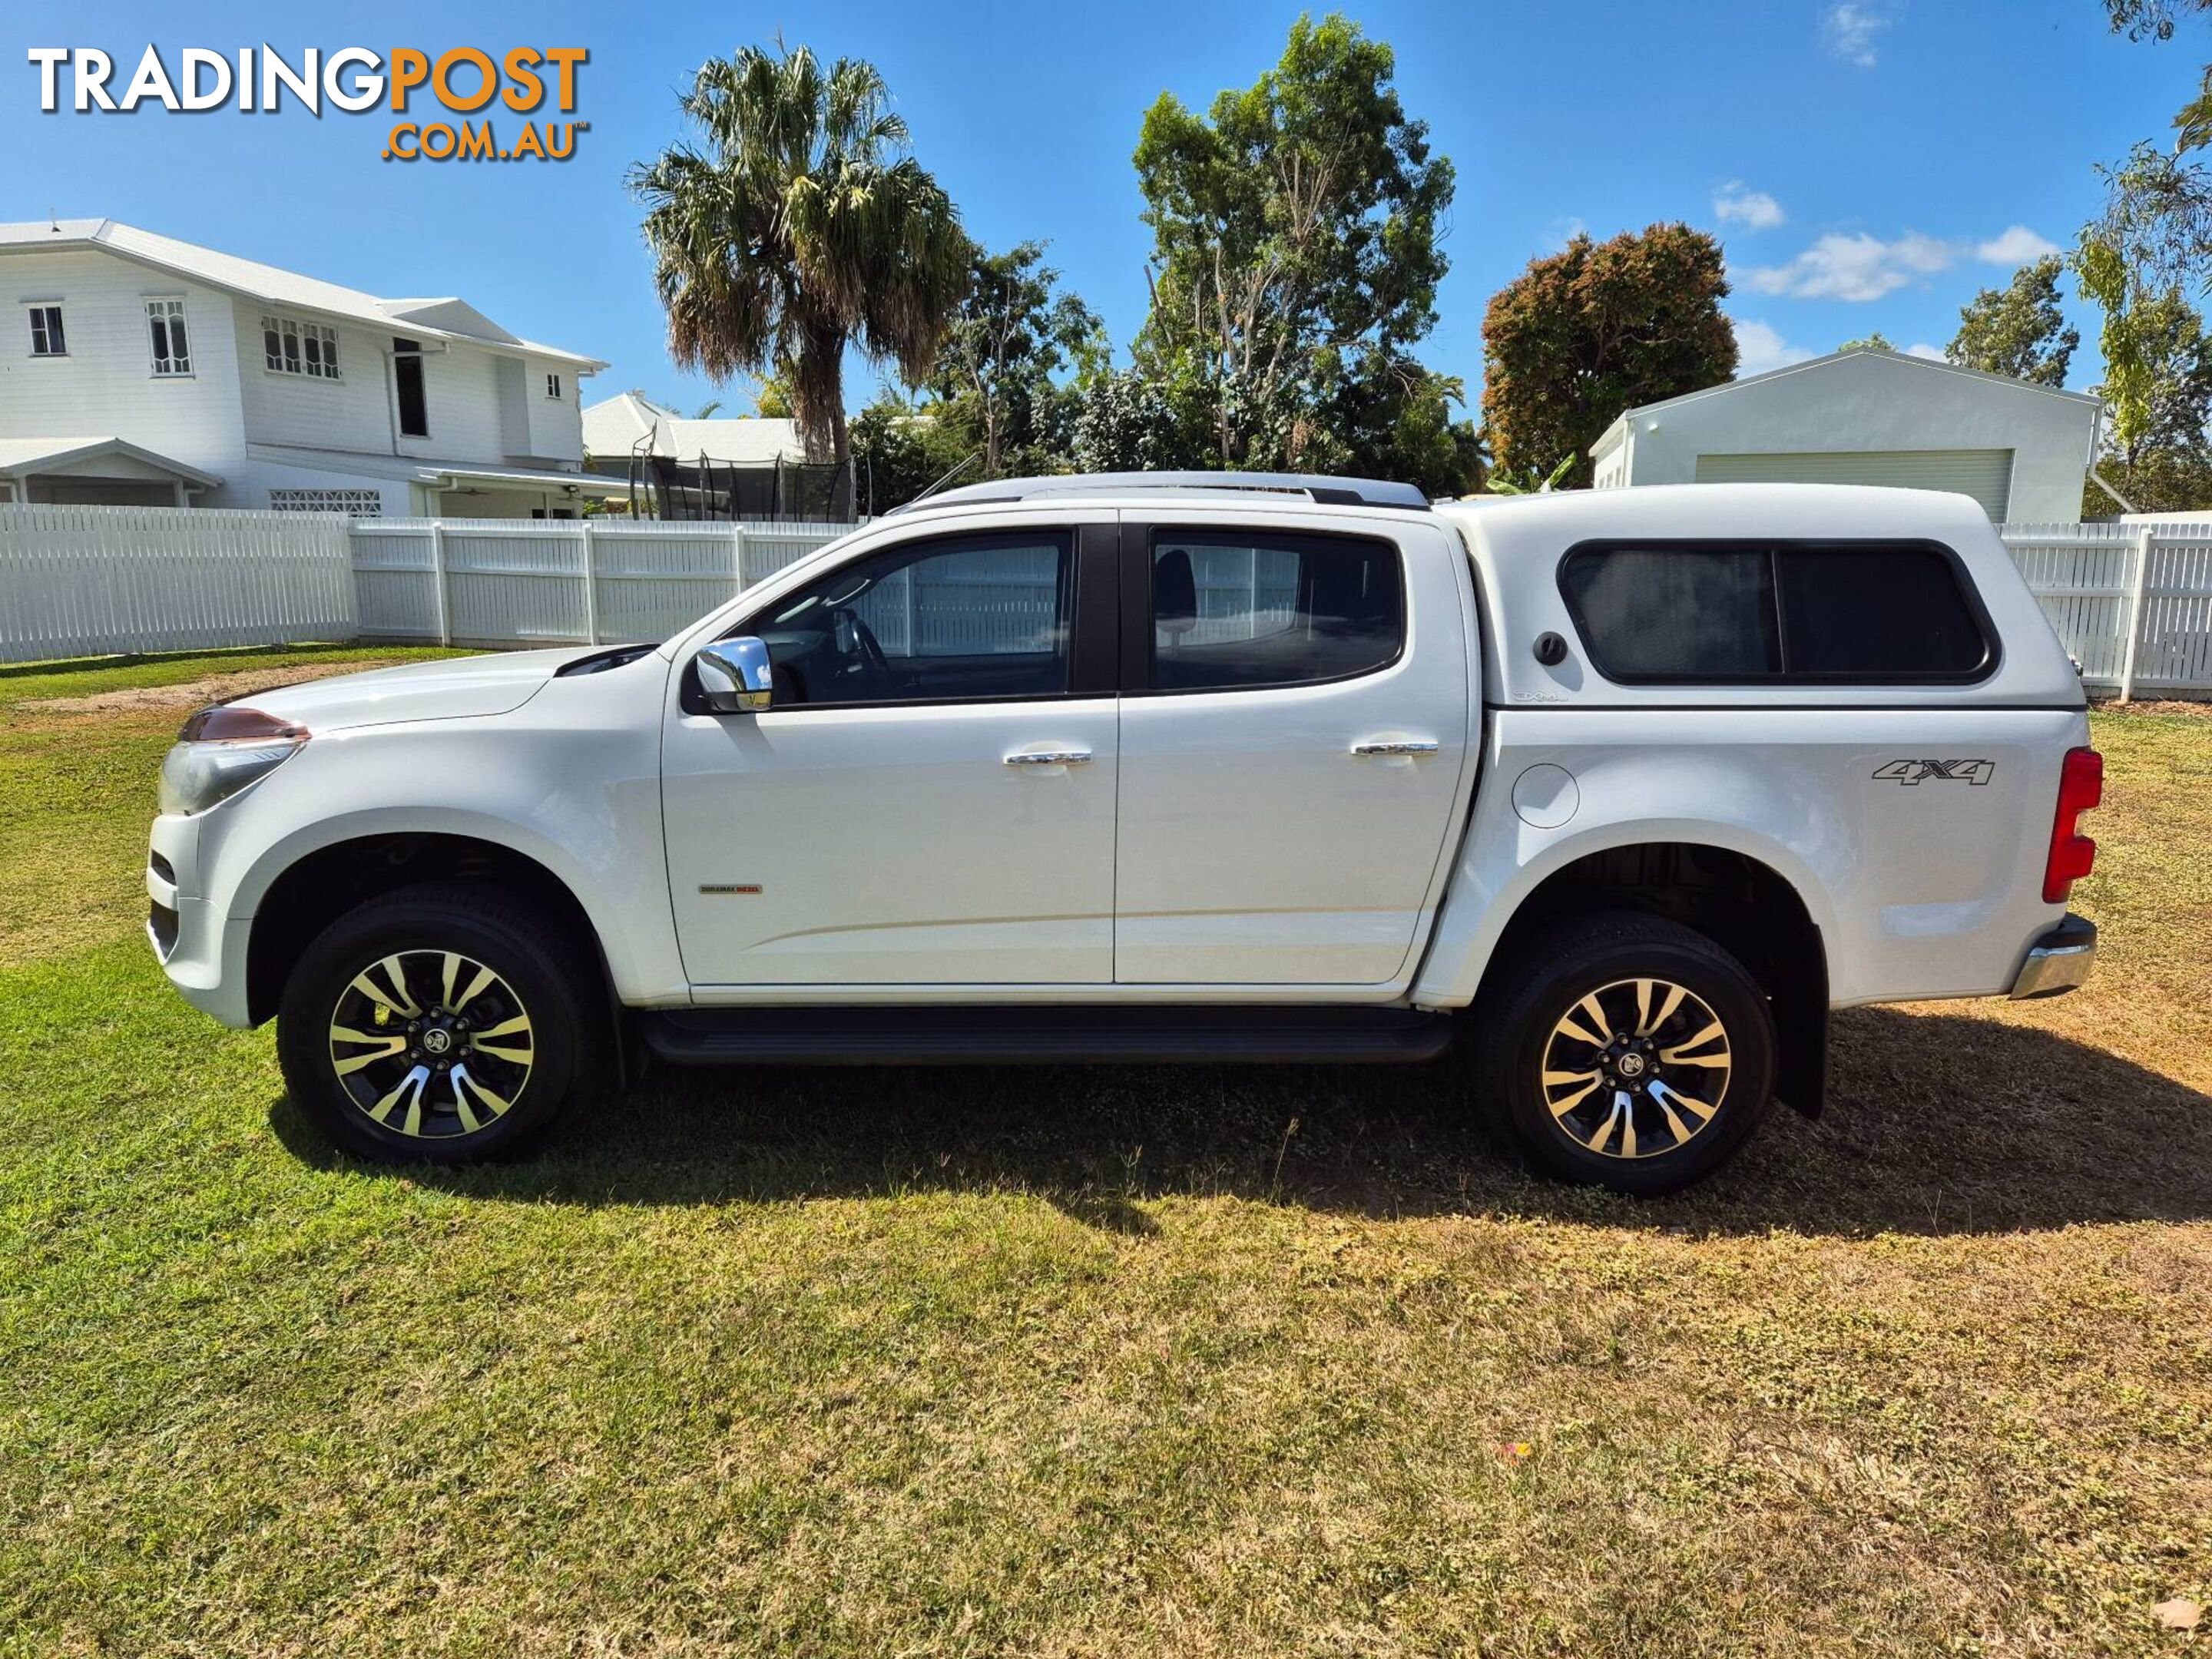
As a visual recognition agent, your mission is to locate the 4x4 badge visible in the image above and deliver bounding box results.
[1873,759,1995,786]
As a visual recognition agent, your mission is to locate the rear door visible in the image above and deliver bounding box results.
[1111,511,1476,985]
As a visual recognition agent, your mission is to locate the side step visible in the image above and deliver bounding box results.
[639,1005,1455,1068]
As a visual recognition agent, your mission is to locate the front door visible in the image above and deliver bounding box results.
[663,519,1121,985]
[1111,515,1475,985]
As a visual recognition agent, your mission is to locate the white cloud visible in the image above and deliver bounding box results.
[1543,215,1588,251]
[1740,223,2061,301]
[1714,183,1785,230]
[1975,224,2061,265]
[1904,342,1947,361]
[1823,2,1890,67]
[1741,230,1952,301]
[1732,319,1817,377]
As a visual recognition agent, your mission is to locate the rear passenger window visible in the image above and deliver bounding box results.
[1559,541,1995,684]
[1147,531,1402,692]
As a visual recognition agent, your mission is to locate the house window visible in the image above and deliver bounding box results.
[545,373,561,399]
[392,338,429,438]
[269,488,383,515]
[261,314,339,379]
[146,299,190,376]
[27,304,65,356]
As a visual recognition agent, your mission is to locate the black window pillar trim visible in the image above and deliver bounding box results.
[1069,524,1121,696]
[1115,520,1153,690]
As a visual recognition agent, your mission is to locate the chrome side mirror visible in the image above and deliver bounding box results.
[695,637,773,714]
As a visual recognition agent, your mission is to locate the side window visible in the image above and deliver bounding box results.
[1146,530,1402,692]
[1560,541,1994,684]
[27,304,66,357]
[1775,546,1991,677]
[392,339,430,439]
[146,299,190,376]
[744,531,1075,708]
[1559,547,1777,681]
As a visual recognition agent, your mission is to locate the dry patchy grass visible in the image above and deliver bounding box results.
[1,648,2208,1657]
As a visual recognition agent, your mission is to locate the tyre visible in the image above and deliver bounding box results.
[276,882,603,1164]
[1470,912,1777,1195]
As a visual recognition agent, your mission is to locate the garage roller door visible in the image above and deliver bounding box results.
[1694,449,2014,521]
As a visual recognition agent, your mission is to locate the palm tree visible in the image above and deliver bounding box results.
[631,45,971,477]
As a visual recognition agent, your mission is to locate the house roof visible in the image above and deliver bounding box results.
[0,219,605,370]
[0,435,223,488]
[581,390,806,466]
[1589,346,2104,459]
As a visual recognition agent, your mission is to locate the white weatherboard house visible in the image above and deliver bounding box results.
[1589,347,2105,523]
[0,219,625,517]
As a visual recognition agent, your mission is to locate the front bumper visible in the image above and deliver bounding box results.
[147,813,256,1028]
[2008,912,2098,1000]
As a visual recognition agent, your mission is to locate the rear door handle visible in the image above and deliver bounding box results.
[1005,750,1092,767]
[1350,739,1439,757]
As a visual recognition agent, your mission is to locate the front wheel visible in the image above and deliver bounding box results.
[1470,913,1778,1195]
[276,882,602,1164]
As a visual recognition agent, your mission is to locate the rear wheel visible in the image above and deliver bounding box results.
[1472,913,1777,1195]
[276,882,601,1164]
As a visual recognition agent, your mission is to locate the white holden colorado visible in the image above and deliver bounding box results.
[148,474,2101,1193]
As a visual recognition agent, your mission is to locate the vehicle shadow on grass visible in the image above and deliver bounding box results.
[269,1005,2212,1239]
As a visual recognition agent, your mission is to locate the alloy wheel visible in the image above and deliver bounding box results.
[326,949,535,1139]
[1538,976,1733,1160]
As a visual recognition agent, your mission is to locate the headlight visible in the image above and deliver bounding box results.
[157,705,309,816]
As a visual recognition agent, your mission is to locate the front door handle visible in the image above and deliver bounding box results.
[1350,739,1439,757]
[1005,750,1092,767]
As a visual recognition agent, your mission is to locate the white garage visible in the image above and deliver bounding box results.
[1590,348,2105,523]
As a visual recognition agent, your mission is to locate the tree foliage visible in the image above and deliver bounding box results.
[929,241,1106,478]
[1946,258,2079,386]
[849,390,974,515]
[631,44,969,471]
[1129,13,1470,492]
[1837,333,1897,352]
[1480,224,1738,488]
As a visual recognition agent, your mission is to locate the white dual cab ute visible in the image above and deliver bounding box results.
[148,472,2104,1193]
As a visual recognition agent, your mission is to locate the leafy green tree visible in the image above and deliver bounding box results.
[631,44,969,475]
[1327,359,1482,495]
[929,241,1105,478]
[1481,224,1737,488]
[2080,2,2212,320]
[2075,273,2212,510]
[1130,14,1459,485]
[1071,370,1204,473]
[850,389,975,513]
[1947,258,2080,385]
[1837,333,1897,351]
[2106,0,2211,39]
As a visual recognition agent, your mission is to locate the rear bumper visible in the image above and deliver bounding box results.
[2008,913,2098,1000]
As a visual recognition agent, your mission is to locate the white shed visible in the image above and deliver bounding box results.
[1588,348,2104,523]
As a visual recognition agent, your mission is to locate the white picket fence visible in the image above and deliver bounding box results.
[3,502,2210,695]
[348,518,853,647]
[1999,520,2212,698]
[0,504,356,664]
[0,507,852,664]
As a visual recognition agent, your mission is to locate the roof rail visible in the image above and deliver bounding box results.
[886,470,1431,515]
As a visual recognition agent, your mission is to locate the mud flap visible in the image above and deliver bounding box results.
[1773,934,1828,1120]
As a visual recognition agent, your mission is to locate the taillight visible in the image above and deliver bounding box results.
[2043,747,2102,904]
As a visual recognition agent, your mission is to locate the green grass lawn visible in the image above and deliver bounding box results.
[3,645,2209,1657]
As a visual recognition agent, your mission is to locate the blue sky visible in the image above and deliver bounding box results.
[7,0,2197,416]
